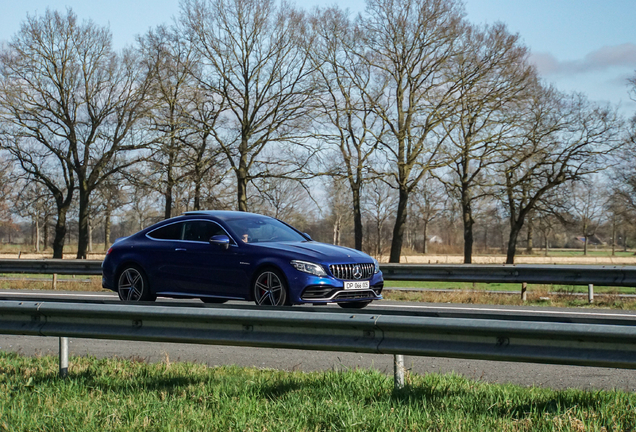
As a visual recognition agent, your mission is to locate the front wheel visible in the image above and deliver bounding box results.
[253,269,288,306]
[338,301,371,309]
[117,265,155,302]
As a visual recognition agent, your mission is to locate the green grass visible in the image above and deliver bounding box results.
[384,280,636,295]
[525,250,634,257]
[0,352,634,431]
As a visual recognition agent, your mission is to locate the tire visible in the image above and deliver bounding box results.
[338,301,371,309]
[253,268,289,306]
[117,265,155,302]
[201,298,228,304]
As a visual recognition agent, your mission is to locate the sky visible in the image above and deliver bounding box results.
[1,0,635,115]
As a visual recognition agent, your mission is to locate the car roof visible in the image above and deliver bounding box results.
[183,210,271,221]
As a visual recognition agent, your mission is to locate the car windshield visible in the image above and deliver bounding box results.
[225,217,306,243]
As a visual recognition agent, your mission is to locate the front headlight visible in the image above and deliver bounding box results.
[290,260,327,277]
[373,258,380,274]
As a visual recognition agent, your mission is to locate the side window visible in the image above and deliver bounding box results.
[147,222,184,240]
[183,221,227,242]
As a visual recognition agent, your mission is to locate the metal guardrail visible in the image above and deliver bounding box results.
[0,259,102,275]
[2,300,636,381]
[3,260,636,287]
[381,264,636,287]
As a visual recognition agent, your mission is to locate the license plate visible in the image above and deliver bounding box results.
[344,281,370,290]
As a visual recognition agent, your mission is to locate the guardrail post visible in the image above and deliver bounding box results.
[52,274,57,290]
[588,284,594,304]
[521,282,527,302]
[393,354,405,390]
[59,337,68,378]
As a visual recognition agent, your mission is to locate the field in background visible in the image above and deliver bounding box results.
[2,249,636,265]
[0,352,633,431]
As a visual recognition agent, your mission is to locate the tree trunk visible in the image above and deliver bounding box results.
[422,219,428,254]
[376,218,382,257]
[76,186,91,259]
[526,217,533,254]
[35,217,40,253]
[461,188,473,264]
[389,188,409,263]
[611,215,616,256]
[237,167,248,212]
[104,209,112,251]
[52,208,69,259]
[333,215,341,246]
[352,187,363,251]
[164,183,173,220]
[88,216,93,253]
[506,222,523,264]
[194,180,201,211]
[43,214,49,251]
[583,221,588,256]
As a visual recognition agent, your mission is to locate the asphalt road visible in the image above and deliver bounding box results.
[1,289,635,392]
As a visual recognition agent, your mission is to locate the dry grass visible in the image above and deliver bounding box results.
[0,276,104,292]
[393,254,636,265]
[383,288,636,310]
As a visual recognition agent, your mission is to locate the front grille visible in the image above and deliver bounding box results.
[329,263,374,280]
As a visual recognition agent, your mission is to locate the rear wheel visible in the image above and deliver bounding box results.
[117,265,155,302]
[338,301,371,309]
[253,269,288,306]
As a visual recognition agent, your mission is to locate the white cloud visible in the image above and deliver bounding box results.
[529,43,636,75]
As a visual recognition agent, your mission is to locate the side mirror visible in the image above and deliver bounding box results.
[209,234,230,250]
[303,233,312,241]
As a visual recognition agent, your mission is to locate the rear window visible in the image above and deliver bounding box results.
[147,223,183,240]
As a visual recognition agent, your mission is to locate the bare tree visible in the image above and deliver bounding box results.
[411,176,445,254]
[14,182,52,252]
[324,177,352,246]
[181,0,316,211]
[568,177,608,255]
[309,7,383,251]
[0,136,75,257]
[439,23,535,263]
[355,0,465,262]
[138,24,218,218]
[363,179,397,258]
[92,174,129,250]
[499,87,623,263]
[0,9,153,258]
[251,176,311,221]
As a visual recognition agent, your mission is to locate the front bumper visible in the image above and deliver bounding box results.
[288,269,384,304]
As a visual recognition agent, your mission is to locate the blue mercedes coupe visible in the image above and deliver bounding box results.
[102,211,383,308]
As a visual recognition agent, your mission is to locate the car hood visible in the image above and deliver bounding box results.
[250,241,373,263]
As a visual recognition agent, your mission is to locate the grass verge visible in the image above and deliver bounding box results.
[0,352,634,431]
[0,275,103,292]
[384,280,636,294]
[382,288,636,310]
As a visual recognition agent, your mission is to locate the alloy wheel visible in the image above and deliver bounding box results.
[118,267,145,301]
[254,271,287,306]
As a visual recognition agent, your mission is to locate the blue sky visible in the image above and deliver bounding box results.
[1,0,635,115]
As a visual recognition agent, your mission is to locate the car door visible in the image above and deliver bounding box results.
[144,221,186,293]
[173,220,248,299]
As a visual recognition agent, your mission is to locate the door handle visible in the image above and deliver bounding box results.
[175,248,187,251]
